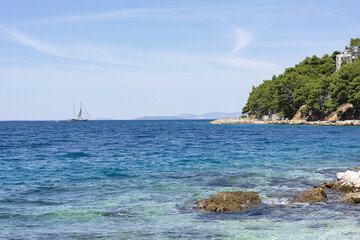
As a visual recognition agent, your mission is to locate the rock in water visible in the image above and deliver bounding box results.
[196,190,261,212]
[291,188,327,203]
[335,170,360,190]
[332,180,355,191]
[342,192,360,204]
[314,181,336,189]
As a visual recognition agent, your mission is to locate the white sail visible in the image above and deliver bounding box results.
[77,104,83,119]
[70,102,90,122]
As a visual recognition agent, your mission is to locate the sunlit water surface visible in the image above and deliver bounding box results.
[1,120,360,239]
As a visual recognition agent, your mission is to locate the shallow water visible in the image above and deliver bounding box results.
[1,120,360,239]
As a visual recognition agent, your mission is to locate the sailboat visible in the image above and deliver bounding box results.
[69,102,91,122]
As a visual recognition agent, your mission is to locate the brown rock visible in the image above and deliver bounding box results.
[354,166,360,172]
[326,103,360,121]
[305,109,326,121]
[292,105,306,122]
[341,192,360,204]
[338,103,360,120]
[291,188,327,203]
[196,190,261,212]
[314,181,336,189]
[332,180,355,192]
[325,111,338,122]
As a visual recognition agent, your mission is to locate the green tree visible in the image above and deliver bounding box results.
[242,42,360,120]
[242,53,336,118]
[337,90,350,104]
[350,38,360,47]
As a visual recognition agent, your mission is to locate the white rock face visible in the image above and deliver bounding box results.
[336,170,360,189]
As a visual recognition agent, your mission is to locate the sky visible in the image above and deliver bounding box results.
[0,0,359,120]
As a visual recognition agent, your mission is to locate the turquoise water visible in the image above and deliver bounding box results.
[1,120,360,239]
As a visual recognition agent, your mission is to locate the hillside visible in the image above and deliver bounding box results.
[242,38,360,120]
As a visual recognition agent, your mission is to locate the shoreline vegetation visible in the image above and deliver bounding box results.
[211,102,360,126]
[238,38,360,124]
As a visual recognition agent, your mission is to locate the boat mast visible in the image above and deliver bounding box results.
[83,105,91,120]
[77,102,83,119]
[73,103,76,118]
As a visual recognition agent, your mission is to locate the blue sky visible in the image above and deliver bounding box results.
[0,0,359,120]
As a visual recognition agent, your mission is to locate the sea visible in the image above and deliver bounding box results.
[1,120,360,239]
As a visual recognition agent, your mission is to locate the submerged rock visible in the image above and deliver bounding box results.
[291,188,327,203]
[314,181,336,189]
[196,190,261,212]
[341,192,360,204]
[332,180,355,192]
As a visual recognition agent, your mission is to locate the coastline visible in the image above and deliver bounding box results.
[210,118,360,126]
[196,166,360,212]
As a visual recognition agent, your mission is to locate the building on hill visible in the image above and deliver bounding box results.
[336,44,360,71]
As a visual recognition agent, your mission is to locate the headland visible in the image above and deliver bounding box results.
[210,118,360,126]
[238,39,360,126]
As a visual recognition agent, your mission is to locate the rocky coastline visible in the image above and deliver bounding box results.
[210,118,360,126]
[211,103,360,126]
[196,167,360,212]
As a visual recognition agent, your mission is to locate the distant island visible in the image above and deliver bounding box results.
[135,112,242,120]
[218,38,360,124]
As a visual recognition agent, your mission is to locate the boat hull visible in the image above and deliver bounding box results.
[69,119,88,122]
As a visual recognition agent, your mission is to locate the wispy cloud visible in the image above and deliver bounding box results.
[306,6,355,25]
[231,27,252,55]
[21,6,234,26]
[24,9,156,25]
[0,25,65,57]
[0,24,213,73]
[0,23,278,75]
[19,2,278,26]
[0,25,142,66]
[219,57,280,73]
[215,24,277,73]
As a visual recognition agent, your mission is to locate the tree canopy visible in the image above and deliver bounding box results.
[350,38,360,47]
[242,45,360,119]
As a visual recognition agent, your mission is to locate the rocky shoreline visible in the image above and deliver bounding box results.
[210,118,360,126]
[196,167,360,212]
[211,103,360,126]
